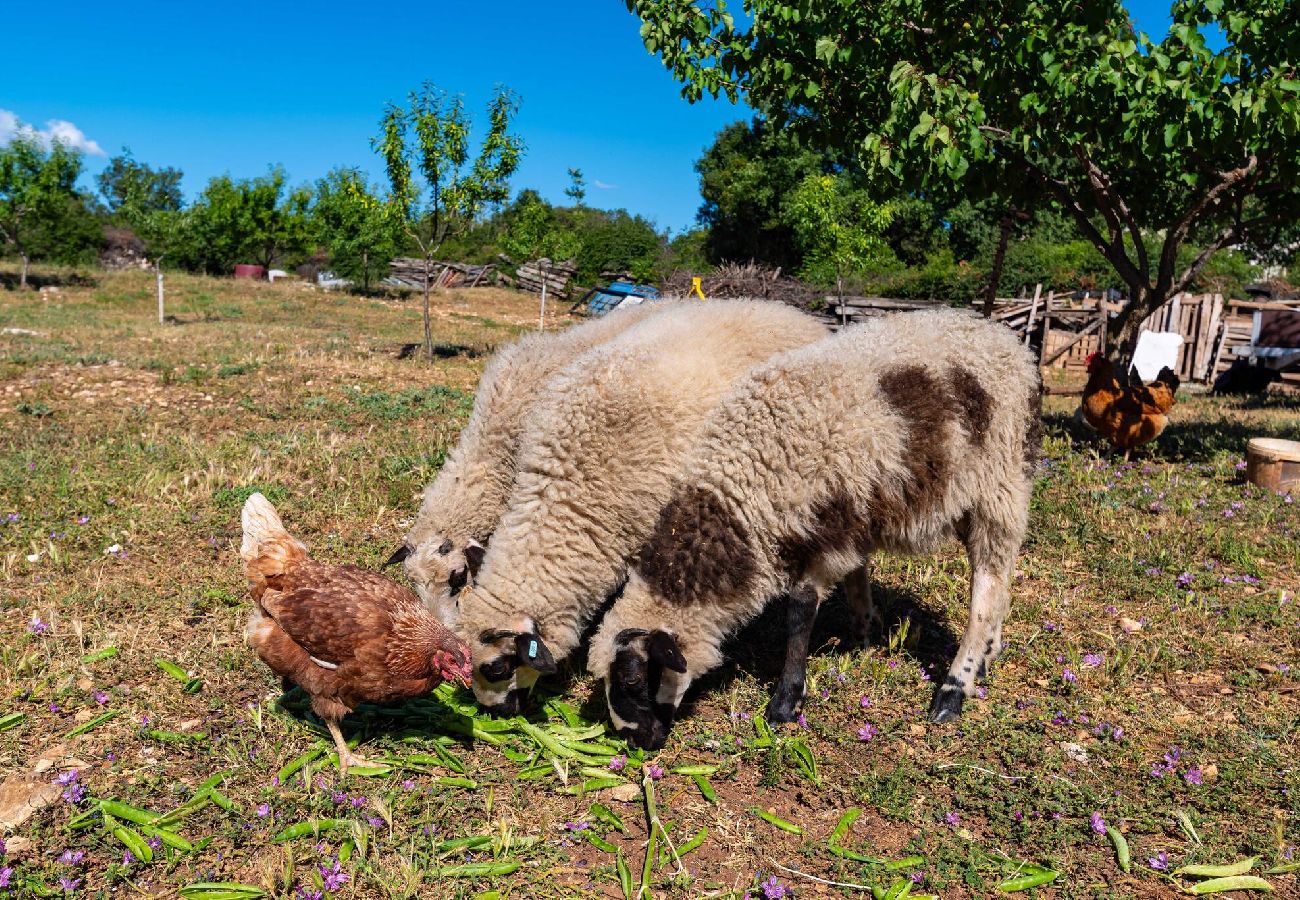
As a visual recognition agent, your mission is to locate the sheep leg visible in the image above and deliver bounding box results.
[843,562,880,647]
[929,537,1014,724]
[766,583,820,723]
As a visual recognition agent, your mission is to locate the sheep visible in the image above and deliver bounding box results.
[587,309,1042,749]
[392,301,670,621]
[450,300,829,714]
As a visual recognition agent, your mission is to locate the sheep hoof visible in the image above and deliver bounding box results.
[927,688,964,723]
[765,686,804,723]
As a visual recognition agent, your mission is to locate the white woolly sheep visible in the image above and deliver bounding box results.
[587,309,1042,749]
[392,302,669,621]
[451,300,829,714]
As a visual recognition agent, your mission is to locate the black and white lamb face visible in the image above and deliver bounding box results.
[388,536,486,623]
[470,620,557,716]
[604,628,688,751]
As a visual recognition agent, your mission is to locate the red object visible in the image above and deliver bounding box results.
[234,264,265,280]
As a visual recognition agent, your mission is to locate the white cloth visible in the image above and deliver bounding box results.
[1132,331,1183,381]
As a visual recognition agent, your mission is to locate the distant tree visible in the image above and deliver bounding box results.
[311,168,401,291]
[178,169,311,276]
[374,82,524,359]
[783,173,894,312]
[627,0,1300,359]
[0,132,87,287]
[97,149,183,216]
[565,168,587,206]
[500,190,580,263]
[694,118,828,269]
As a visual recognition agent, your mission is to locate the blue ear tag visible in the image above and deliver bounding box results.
[527,640,538,660]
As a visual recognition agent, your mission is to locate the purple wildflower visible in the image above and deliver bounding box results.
[0,837,5,855]
[1184,766,1203,786]
[796,713,808,729]
[565,821,590,832]
[76,515,89,525]
[1148,850,1169,870]
[910,871,924,884]
[93,691,109,705]
[147,836,162,850]
[976,685,988,699]
[759,874,788,899]
[0,867,10,888]
[1043,621,1059,633]
[319,858,348,891]
[296,886,324,900]
[608,755,627,772]
[401,779,416,790]
[367,816,384,827]
[1176,571,1194,589]
[646,764,665,780]
[1089,811,1107,835]
[331,790,347,805]
[28,616,50,635]
[1082,652,1103,668]
[59,850,84,865]
[944,811,959,826]
[857,724,878,742]
[859,696,871,709]
[122,851,134,865]
[349,795,366,809]
[1061,667,1078,684]
[59,876,81,891]
[256,803,271,817]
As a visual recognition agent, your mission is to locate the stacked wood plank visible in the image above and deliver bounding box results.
[387,258,498,290]
[512,258,577,299]
[1209,298,1300,382]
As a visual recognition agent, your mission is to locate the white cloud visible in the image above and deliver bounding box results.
[592,179,618,190]
[0,109,105,156]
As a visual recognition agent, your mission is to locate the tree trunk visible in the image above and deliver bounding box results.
[20,252,29,290]
[362,250,370,294]
[156,260,165,325]
[837,273,845,327]
[983,214,1014,319]
[422,254,433,360]
[1109,283,1165,378]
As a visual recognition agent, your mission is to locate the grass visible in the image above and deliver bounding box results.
[1,267,1297,898]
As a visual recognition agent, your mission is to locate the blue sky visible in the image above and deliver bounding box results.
[4,1,1188,233]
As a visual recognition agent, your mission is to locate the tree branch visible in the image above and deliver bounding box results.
[1074,149,1149,278]
[1154,154,1261,297]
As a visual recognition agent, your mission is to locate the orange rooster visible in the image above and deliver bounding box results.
[1080,352,1180,459]
[240,494,471,772]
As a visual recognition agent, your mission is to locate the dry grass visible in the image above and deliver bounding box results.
[1,268,1297,899]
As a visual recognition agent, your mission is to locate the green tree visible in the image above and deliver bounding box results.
[565,168,587,206]
[0,132,87,287]
[500,190,580,264]
[374,82,524,359]
[177,169,311,276]
[311,168,400,292]
[783,173,894,313]
[695,118,828,269]
[97,149,183,216]
[627,0,1300,358]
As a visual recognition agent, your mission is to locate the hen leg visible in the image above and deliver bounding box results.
[325,718,374,776]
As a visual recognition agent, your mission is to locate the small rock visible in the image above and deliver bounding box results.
[1060,742,1089,763]
[1202,763,1219,782]
[1118,617,1143,633]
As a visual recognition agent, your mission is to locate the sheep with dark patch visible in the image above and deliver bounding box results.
[450,300,829,714]
[588,309,1042,749]
[392,302,669,621]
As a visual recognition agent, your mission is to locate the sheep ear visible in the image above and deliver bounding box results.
[646,630,687,673]
[384,545,410,567]
[464,541,487,577]
[515,632,558,674]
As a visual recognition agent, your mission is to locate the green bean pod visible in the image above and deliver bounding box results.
[98,799,162,827]
[676,827,708,857]
[66,709,121,738]
[749,807,803,834]
[1187,876,1273,894]
[143,825,194,852]
[586,832,619,854]
[692,774,717,804]
[1175,858,1259,878]
[997,869,1060,892]
[616,850,634,899]
[884,855,927,871]
[111,824,154,863]
[271,819,346,843]
[1106,825,1131,873]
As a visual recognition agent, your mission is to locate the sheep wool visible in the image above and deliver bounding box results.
[589,309,1042,749]
[398,301,669,621]
[454,300,829,714]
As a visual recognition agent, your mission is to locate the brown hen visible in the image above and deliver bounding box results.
[240,493,471,772]
[1081,353,1180,459]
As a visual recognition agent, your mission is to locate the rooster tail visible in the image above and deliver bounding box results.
[240,493,307,574]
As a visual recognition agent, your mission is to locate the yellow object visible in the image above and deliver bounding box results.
[690,276,706,300]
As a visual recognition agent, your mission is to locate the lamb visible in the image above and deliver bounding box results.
[451,300,829,714]
[588,309,1042,749]
[391,301,669,621]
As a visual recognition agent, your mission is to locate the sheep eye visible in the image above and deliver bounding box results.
[438,539,454,555]
[480,658,514,682]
